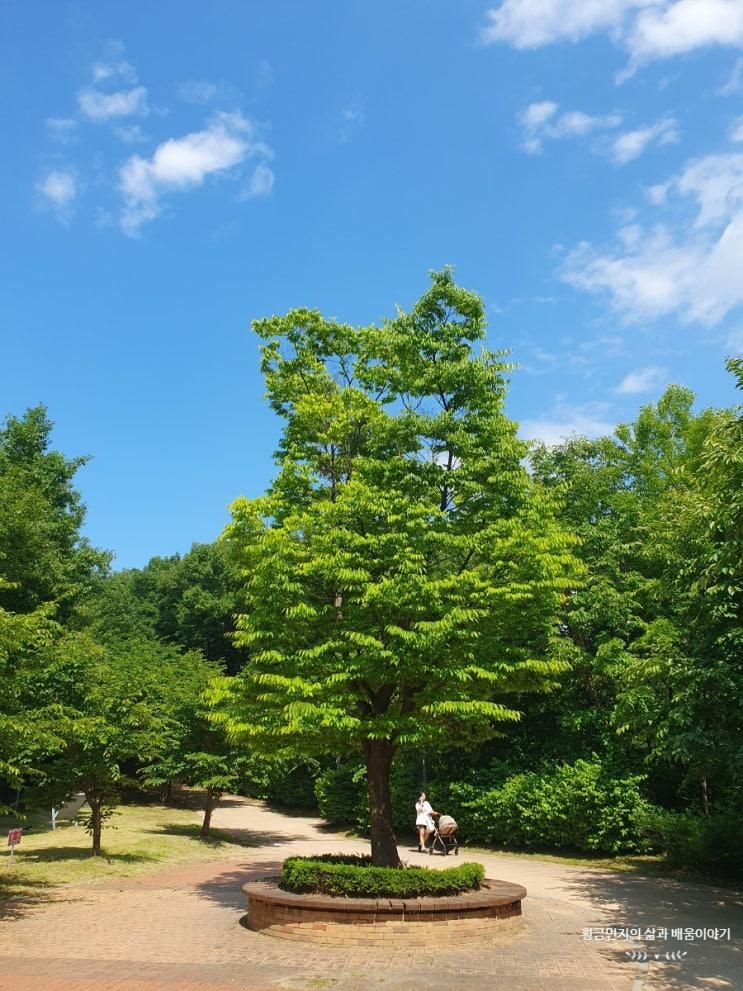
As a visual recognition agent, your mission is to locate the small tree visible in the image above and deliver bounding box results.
[216,270,580,865]
[137,645,238,836]
[0,592,60,812]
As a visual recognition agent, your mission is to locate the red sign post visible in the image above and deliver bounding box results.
[6,828,22,866]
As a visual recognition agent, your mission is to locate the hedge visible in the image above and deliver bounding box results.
[448,758,653,854]
[314,760,447,833]
[643,805,743,879]
[280,855,485,898]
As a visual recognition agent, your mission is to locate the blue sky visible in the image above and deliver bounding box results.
[2,1,743,568]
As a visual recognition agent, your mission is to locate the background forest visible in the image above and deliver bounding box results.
[1,347,741,876]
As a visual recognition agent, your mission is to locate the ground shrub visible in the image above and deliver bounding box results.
[314,756,655,856]
[240,756,322,809]
[644,806,743,879]
[314,763,366,825]
[314,759,450,833]
[450,758,654,854]
[280,855,485,898]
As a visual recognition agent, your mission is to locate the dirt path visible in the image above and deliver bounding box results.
[0,795,739,991]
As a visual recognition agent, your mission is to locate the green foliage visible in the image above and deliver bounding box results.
[530,370,743,811]
[314,763,367,826]
[0,406,109,617]
[644,805,743,879]
[447,759,652,855]
[280,855,485,897]
[0,597,61,810]
[215,269,580,864]
[263,757,323,809]
[130,642,240,834]
[86,541,242,670]
[236,753,322,808]
[314,758,447,833]
[4,296,741,879]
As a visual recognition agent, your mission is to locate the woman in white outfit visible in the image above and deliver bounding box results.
[414,792,438,852]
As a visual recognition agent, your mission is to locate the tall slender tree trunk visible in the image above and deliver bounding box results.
[701,778,709,816]
[88,795,102,857]
[363,739,400,867]
[201,787,215,838]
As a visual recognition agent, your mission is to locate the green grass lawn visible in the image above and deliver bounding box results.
[0,799,248,907]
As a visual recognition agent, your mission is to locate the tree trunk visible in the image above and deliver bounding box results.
[201,786,215,838]
[164,781,173,806]
[363,739,400,867]
[701,778,709,816]
[88,796,102,857]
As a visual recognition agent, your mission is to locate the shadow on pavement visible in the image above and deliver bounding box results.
[148,822,307,848]
[192,859,283,910]
[558,867,743,991]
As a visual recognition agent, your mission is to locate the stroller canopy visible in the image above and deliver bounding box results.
[437,815,457,835]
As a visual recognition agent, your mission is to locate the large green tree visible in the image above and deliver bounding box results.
[86,542,242,670]
[215,270,580,865]
[612,360,743,806]
[0,407,110,815]
[530,371,742,810]
[0,406,109,617]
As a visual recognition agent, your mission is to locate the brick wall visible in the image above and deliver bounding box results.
[245,884,524,946]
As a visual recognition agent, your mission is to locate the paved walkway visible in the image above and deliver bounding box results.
[0,796,740,991]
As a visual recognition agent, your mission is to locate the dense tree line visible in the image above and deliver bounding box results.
[0,409,241,851]
[1,274,740,875]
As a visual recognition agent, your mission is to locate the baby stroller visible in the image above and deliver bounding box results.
[428,814,459,856]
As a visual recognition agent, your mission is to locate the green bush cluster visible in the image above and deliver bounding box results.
[449,758,653,855]
[315,756,654,855]
[280,855,485,898]
[314,759,446,834]
[314,763,366,826]
[239,755,322,809]
[643,806,743,877]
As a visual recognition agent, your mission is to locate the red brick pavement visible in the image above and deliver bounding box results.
[0,852,634,991]
[8,796,736,991]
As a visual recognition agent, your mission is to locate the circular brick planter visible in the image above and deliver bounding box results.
[243,878,526,946]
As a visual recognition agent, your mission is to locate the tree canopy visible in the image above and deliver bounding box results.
[214,269,581,864]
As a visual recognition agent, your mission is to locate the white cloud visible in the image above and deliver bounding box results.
[627,0,743,64]
[520,401,615,445]
[521,100,558,128]
[616,366,668,392]
[35,169,78,222]
[519,101,622,153]
[114,124,148,144]
[91,47,138,84]
[563,151,743,325]
[46,118,78,144]
[725,326,743,351]
[719,55,743,93]
[676,151,743,225]
[77,43,149,123]
[242,163,275,198]
[611,117,680,163]
[552,110,623,137]
[78,85,149,122]
[118,111,270,235]
[482,0,743,75]
[645,182,670,204]
[482,0,633,48]
[730,115,743,141]
[339,99,365,143]
[178,80,219,104]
